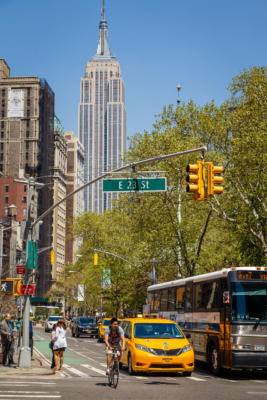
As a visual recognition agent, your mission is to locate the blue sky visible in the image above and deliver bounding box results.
[1,0,266,144]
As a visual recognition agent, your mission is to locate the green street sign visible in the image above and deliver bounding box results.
[102,178,167,193]
[27,241,37,269]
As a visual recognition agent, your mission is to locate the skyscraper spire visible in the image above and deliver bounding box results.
[92,0,114,60]
[101,0,105,21]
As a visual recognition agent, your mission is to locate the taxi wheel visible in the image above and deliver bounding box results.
[128,353,135,375]
[182,371,192,377]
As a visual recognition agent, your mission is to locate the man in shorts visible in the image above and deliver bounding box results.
[104,317,125,375]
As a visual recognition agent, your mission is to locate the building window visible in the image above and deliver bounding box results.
[27,99,30,106]
[5,185,8,193]
[1,122,4,129]
[0,154,4,161]
[0,143,3,151]
[23,208,27,216]
[27,88,31,97]
[22,196,27,203]
[27,109,30,117]
[24,185,27,192]
[4,207,8,216]
[1,132,4,138]
[1,110,4,118]
[1,100,5,107]
[26,120,30,127]
[1,89,5,97]
[5,196,8,204]
[26,142,29,149]
[26,131,30,138]
[25,152,28,160]
[0,164,2,171]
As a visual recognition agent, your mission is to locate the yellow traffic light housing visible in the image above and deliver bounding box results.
[208,164,223,196]
[14,279,22,296]
[186,161,206,201]
[50,250,55,263]
[94,252,98,266]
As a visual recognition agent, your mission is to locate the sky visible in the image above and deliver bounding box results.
[1,0,267,145]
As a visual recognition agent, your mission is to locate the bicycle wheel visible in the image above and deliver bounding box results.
[113,360,119,388]
[108,370,113,386]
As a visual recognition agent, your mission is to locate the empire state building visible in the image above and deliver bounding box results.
[78,0,126,213]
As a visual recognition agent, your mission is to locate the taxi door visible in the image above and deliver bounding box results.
[121,321,132,366]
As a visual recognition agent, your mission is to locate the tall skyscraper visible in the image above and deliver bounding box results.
[78,0,126,213]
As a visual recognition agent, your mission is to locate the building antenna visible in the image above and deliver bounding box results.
[101,0,105,20]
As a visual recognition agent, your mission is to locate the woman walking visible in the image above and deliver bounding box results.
[50,323,57,369]
[52,319,67,371]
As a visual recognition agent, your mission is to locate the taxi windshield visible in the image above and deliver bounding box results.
[103,320,121,326]
[134,323,184,339]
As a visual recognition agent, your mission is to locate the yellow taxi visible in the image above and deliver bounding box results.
[98,318,122,342]
[120,318,194,375]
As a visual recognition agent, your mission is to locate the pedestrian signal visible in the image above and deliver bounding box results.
[208,163,223,196]
[0,280,14,295]
[186,161,206,201]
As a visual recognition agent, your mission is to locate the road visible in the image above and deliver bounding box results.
[0,326,266,399]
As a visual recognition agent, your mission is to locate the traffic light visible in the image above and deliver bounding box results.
[208,163,223,196]
[14,279,22,296]
[0,279,22,296]
[50,250,55,263]
[94,252,98,266]
[186,161,206,201]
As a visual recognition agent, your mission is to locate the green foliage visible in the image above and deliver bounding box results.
[66,66,266,314]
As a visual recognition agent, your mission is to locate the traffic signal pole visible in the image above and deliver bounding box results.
[18,177,35,367]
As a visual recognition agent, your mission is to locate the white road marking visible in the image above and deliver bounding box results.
[81,364,106,376]
[247,392,267,396]
[187,376,206,381]
[166,377,177,381]
[135,376,148,380]
[0,396,61,399]
[0,392,60,394]
[0,383,56,385]
[251,381,266,383]
[64,364,90,378]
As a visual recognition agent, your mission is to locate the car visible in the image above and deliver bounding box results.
[120,318,194,375]
[98,318,122,342]
[44,316,62,332]
[71,317,98,338]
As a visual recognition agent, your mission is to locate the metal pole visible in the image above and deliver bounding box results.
[18,177,34,367]
[32,146,207,228]
[152,258,157,285]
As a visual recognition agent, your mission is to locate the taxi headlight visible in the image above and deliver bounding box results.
[135,344,155,354]
[180,344,192,354]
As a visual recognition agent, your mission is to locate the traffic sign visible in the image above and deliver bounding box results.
[16,265,25,275]
[102,178,167,193]
[20,284,35,295]
[27,241,37,269]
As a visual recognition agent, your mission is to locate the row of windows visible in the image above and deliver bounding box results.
[149,278,228,313]
[3,196,27,204]
[1,88,31,97]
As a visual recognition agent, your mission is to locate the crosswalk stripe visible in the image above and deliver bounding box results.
[0,392,60,394]
[81,364,106,376]
[187,376,206,381]
[64,364,90,378]
[0,396,61,398]
[135,376,148,380]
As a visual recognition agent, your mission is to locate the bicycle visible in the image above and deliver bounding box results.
[108,347,120,388]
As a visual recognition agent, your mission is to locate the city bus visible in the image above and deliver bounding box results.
[147,267,267,374]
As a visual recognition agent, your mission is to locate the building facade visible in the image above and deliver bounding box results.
[0,58,59,295]
[64,131,84,264]
[78,1,126,213]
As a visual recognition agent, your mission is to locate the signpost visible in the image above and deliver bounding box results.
[102,177,167,193]
[16,265,26,275]
[20,285,35,295]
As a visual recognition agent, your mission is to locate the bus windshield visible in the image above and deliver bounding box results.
[231,282,267,322]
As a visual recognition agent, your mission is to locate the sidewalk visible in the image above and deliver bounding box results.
[0,347,60,378]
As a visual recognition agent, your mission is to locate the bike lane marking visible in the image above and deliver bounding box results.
[64,364,90,378]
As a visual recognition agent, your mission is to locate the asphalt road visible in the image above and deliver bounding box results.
[0,326,265,400]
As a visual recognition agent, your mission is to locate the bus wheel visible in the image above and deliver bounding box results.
[209,343,221,375]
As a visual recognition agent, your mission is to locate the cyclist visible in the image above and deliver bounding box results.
[104,317,125,376]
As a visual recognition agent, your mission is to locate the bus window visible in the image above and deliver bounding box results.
[185,283,193,312]
[168,288,176,311]
[176,286,185,312]
[161,289,168,311]
[154,291,161,312]
[147,292,154,312]
[194,280,221,311]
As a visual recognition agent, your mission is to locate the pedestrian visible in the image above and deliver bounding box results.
[50,323,57,369]
[52,319,67,371]
[29,320,33,359]
[0,313,16,366]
